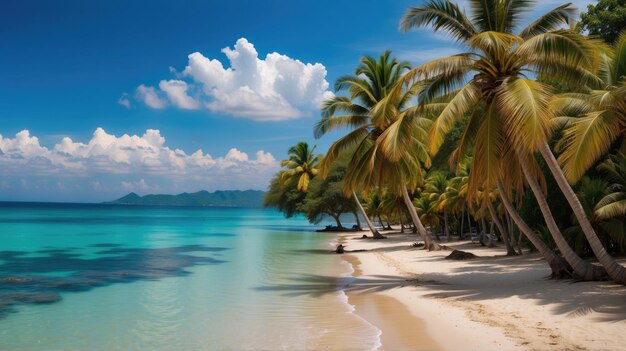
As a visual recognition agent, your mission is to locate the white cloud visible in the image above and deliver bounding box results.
[135,85,167,109]
[118,94,131,109]
[225,148,249,162]
[0,129,279,191]
[158,80,199,110]
[135,38,332,121]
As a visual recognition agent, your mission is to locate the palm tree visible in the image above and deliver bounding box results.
[379,190,410,231]
[596,153,626,220]
[316,51,440,247]
[555,32,626,183]
[414,194,440,234]
[279,142,320,192]
[441,160,472,238]
[398,0,612,279]
[425,172,451,240]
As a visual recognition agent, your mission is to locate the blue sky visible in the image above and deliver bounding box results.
[0,0,595,202]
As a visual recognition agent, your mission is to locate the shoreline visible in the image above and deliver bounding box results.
[336,230,626,350]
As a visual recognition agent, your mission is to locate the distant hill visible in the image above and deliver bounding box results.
[104,190,266,207]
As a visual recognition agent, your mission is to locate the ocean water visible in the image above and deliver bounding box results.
[0,202,380,350]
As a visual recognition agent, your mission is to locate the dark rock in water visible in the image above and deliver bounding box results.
[335,244,345,254]
[1,277,33,283]
[1,292,61,304]
[445,249,478,260]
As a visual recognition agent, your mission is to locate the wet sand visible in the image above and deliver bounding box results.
[342,253,441,350]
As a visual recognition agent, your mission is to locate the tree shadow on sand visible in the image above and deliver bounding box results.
[254,273,443,298]
[0,244,227,318]
[419,256,626,323]
[256,251,626,323]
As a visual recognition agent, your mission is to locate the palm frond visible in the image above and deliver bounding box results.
[429,82,480,154]
[495,77,551,151]
[557,110,622,183]
[519,3,575,39]
[319,127,369,177]
[400,0,476,41]
[314,114,370,139]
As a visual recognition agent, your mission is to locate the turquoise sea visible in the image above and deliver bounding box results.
[0,203,380,350]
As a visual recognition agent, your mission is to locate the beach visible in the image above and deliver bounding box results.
[339,230,626,351]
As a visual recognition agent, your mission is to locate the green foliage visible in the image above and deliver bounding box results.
[279,142,321,192]
[596,153,626,220]
[265,144,357,226]
[578,0,626,44]
[299,158,358,226]
[263,175,306,218]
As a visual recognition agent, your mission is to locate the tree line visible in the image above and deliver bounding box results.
[265,0,626,284]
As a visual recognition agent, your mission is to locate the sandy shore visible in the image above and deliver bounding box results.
[339,230,626,351]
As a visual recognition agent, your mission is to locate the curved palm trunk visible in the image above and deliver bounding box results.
[487,201,517,256]
[538,141,621,282]
[401,184,442,251]
[518,157,606,280]
[352,191,385,239]
[496,180,571,278]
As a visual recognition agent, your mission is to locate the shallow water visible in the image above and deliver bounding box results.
[0,202,380,350]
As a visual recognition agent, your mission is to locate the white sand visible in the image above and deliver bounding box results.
[339,231,626,351]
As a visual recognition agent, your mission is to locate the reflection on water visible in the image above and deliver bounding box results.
[0,204,380,350]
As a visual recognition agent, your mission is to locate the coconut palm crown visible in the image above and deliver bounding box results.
[279,142,320,192]
[315,51,430,194]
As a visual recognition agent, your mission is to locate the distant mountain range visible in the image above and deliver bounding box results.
[104,190,266,207]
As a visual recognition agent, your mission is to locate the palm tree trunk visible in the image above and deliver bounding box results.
[538,141,618,281]
[352,191,385,239]
[466,207,472,238]
[444,209,450,241]
[496,179,571,278]
[516,227,524,255]
[460,206,465,239]
[518,156,606,280]
[488,221,495,247]
[487,201,517,255]
[401,184,442,250]
[480,217,487,246]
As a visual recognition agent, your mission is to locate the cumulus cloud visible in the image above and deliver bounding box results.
[134,38,332,121]
[158,80,199,110]
[0,128,278,193]
[136,85,167,109]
